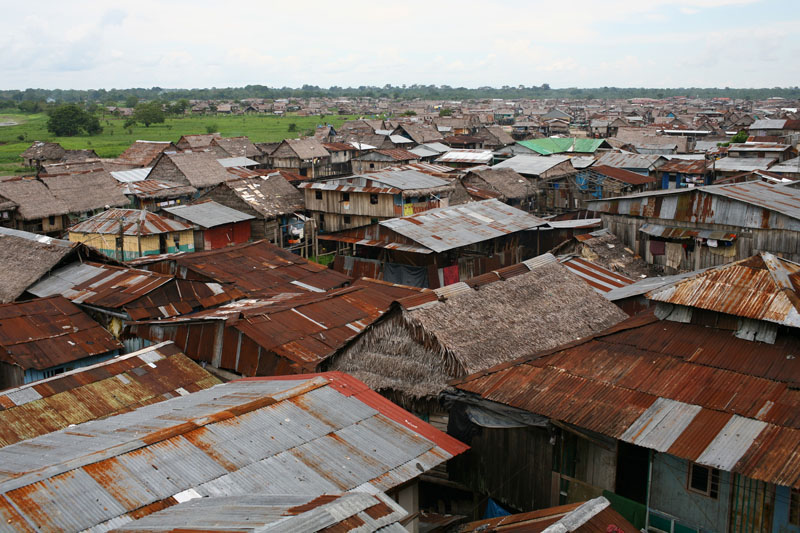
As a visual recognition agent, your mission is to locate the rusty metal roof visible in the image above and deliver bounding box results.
[0,341,220,447]
[646,252,800,327]
[0,373,465,531]
[109,492,408,532]
[454,311,800,488]
[169,240,351,296]
[558,255,636,294]
[29,262,174,309]
[657,158,708,174]
[68,208,194,235]
[0,295,122,371]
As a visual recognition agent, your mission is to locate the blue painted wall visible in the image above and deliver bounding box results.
[773,486,800,533]
[24,351,118,383]
[649,453,731,533]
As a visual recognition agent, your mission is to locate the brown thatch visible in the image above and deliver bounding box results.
[61,149,99,162]
[0,230,78,303]
[281,138,330,160]
[212,137,262,158]
[41,160,104,175]
[41,169,129,213]
[176,134,221,150]
[166,151,235,188]
[116,141,178,167]
[225,173,304,218]
[330,259,628,407]
[462,167,535,201]
[20,141,65,161]
[0,178,69,220]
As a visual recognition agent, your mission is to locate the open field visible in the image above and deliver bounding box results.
[0,112,360,174]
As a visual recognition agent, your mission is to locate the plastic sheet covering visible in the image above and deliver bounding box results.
[383,262,428,288]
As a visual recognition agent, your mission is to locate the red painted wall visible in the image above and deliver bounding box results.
[204,221,251,250]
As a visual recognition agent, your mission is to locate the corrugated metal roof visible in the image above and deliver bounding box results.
[110,168,152,183]
[216,156,259,168]
[381,199,547,253]
[307,170,450,192]
[0,341,220,447]
[558,255,636,294]
[454,311,800,488]
[645,252,800,327]
[109,492,408,532]
[434,149,494,164]
[492,155,572,176]
[639,223,737,241]
[0,373,465,531]
[595,152,665,170]
[29,262,174,309]
[713,157,776,172]
[163,201,255,228]
[69,209,193,236]
[516,138,606,155]
[0,295,121,371]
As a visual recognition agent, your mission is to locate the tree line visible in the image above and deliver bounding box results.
[2,84,800,106]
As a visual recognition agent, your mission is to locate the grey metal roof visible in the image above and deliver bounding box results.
[604,270,709,301]
[0,226,73,247]
[749,118,787,130]
[110,492,408,532]
[595,152,665,170]
[763,156,800,174]
[712,157,776,172]
[315,170,449,191]
[0,376,460,532]
[163,201,255,228]
[409,145,439,158]
[435,150,493,164]
[381,198,547,253]
[492,154,572,176]
[217,156,260,168]
[110,167,152,183]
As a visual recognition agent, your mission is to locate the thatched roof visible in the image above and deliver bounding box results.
[225,173,304,218]
[462,167,535,201]
[61,149,99,162]
[0,230,78,303]
[41,169,129,213]
[0,178,69,220]
[330,258,628,406]
[212,137,262,158]
[549,229,656,279]
[116,141,177,167]
[282,138,330,160]
[20,142,65,161]
[165,151,235,189]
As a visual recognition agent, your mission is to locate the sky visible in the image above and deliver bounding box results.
[1,0,798,90]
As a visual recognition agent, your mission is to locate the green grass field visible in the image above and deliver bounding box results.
[0,112,360,174]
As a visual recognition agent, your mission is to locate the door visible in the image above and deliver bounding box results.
[615,441,649,504]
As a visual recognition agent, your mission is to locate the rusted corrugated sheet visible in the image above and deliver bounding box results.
[454,311,800,488]
[124,279,245,320]
[646,253,800,327]
[0,296,121,371]
[68,208,193,235]
[559,256,636,294]
[0,342,220,448]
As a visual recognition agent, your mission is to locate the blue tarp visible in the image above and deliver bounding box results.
[483,498,511,519]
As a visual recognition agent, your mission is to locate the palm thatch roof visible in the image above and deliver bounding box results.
[164,151,235,189]
[225,173,304,218]
[41,169,129,213]
[212,137,262,158]
[462,167,535,201]
[0,178,69,220]
[0,229,78,303]
[329,257,628,407]
[20,142,65,161]
[116,141,177,167]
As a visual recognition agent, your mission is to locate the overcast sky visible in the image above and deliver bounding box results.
[2,0,797,90]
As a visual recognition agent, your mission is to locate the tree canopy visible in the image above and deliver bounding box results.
[132,101,166,127]
[46,104,102,136]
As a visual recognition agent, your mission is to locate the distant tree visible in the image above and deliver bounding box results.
[17,100,45,113]
[132,101,165,127]
[205,123,217,134]
[287,122,297,132]
[730,130,749,143]
[168,98,190,115]
[403,110,416,116]
[46,104,102,136]
[125,95,139,108]
[439,108,453,117]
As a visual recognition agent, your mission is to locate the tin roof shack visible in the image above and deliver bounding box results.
[322,141,356,176]
[268,138,333,179]
[68,208,195,261]
[298,170,454,233]
[435,149,494,170]
[199,169,305,247]
[352,148,421,174]
[461,167,536,210]
[726,142,796,162]
[163,200,253,251]
[128,240,350,297]
[120,179,198,212]
[147,151,236,193]
[709,155,777,180]
[111,492,409,533]
[116,141,178,167]
[129,281,422,377]
[0,341,220,447]
[0,373,466,532]
[654,158,710,189]
[0,296,122,388]
[322,199,548,288]
[594,152,668,176]
[587,180,800,273]
[541,164,658,214]
[502,138,611,157]
[327,256,626,425]
[766,156,800,179]
[450,253,800,533]
[458,497,638,533]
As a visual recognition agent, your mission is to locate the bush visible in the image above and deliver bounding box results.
[205,123,218,134]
